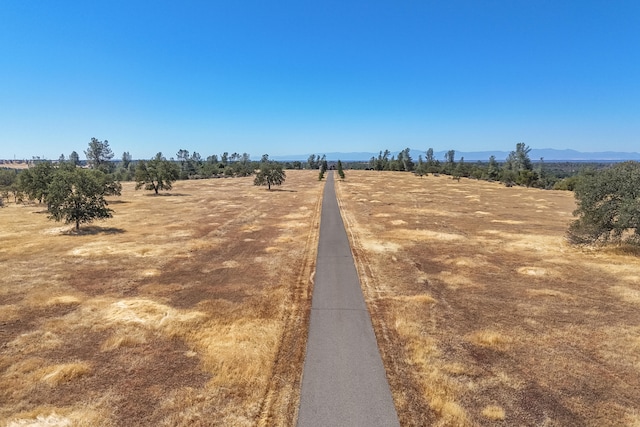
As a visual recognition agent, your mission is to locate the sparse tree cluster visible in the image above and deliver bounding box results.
[2,138,123,231]
[363,143,568,190]
[11,161,120,231]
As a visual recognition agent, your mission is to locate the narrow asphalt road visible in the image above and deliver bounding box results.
[297,171,400,427]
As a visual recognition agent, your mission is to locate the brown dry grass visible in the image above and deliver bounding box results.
[0,161,30,170]
[0,170,323,426]
[336,171,640,426]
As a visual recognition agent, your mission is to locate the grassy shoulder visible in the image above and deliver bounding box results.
[0,170,322,426]
[336,171,640,426]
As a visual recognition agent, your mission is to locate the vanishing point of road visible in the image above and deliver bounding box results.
[297,171,400,427]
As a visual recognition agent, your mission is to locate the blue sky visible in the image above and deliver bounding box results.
[1,1,638,160]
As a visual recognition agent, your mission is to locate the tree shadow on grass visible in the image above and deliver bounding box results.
[63,226,126,235]
[602,243,640,257]
[267,188,297,193]
[142,193,191,197]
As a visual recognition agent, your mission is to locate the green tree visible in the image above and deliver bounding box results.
[0,169,19,204]
[200,156,221,178]
[414,155,426,178]
[372,150,390,171]
[121,151,132,169]
[135,153,180,194]
[69,151,80,166]
[453,157,467,180]
[568,162,640,245]
[176,149,195,179]
[307,154,321,169]
[0,169,18,190]
[444,150,456,174]
[397,148,414,172]
[254,162,286,190]
[46,168,117,231]
[230,153,255,177]
[425,148,440,174]
[337,160,345,179]
[487,155,500,180]
[504,142,534,186]
[18,161,55,203]
[85,137,114,172]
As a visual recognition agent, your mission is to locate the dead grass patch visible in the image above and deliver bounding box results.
[6,406,107,427]
[610,286,640,305]
[527,288,572,299]
[0,170,323,426]
[517,266,553,277]
[38,362,91,387]
[482,405,506,420]
[336,170,640,426]
[468,330,513,351]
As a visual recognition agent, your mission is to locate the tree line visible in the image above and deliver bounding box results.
[365,143,581,189]
[2,139,638,246]
[0,138,288,230]
[362,143,640,245]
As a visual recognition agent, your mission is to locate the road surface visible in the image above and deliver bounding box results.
[297,171,400,427]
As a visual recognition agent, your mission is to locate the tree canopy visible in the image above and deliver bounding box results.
[254,162,286,190]
[85,137,114,172]
[134,153,180,194]
[47,167,118,231]
[337,160,345,179]
[568,161,640,245]
[18,161,55,203]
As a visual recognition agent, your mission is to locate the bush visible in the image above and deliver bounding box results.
[553,176,580,191]
[568,162,640,245]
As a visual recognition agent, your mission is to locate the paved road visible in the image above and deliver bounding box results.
[297,171,400,427]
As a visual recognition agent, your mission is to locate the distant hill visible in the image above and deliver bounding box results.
[272,149,640,162]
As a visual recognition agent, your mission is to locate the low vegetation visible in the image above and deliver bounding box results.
[336,171,640,426]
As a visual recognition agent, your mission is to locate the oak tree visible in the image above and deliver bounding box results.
[134,153,180,194]
[47,167,118,231]
[254,162,286,190]
[568,161,640,245]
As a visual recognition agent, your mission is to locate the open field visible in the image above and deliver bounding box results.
[336,171,640,426]
[0,170,323,426]
[0,161,30,170]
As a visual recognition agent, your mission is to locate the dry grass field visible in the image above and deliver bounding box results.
[0,170,323,426]
[336,171,640,426]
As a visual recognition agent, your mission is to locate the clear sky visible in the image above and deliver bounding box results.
[1,1,638,160]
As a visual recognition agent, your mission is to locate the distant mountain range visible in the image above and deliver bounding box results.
[272,149,640,162]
